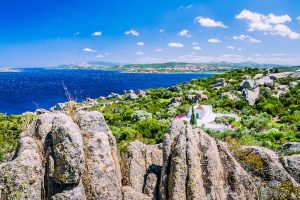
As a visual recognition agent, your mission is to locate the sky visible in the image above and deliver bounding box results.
[0,0,300,67]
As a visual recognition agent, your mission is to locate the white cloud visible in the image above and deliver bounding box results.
[187,4,193,9]
[178,29,191,37]
[178,4,193,10]
[124,29,139,36]
[233,34,261,43]
[155,48,163,52]
[92,31,102,36]
[192,46,201,50]
[159,29,164,33]
[195,16,228,28]
[227,46,235,50]
[83,48,96,52]
[96,55,104,58]
[237,48,242,51]
[74,32,80,36]
[168,42,184,48]
[236,10,299,39]
[135,51,144,55]
[208,38,222,43]
[297,16,300,23]
[137,42,144,46]
[192,42,199,45]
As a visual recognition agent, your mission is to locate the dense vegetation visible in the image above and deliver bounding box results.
[88,68,300,151]
[0,113,34,162]
[0,67,299,159]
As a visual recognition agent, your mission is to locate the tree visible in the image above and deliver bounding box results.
[190,106,197,126]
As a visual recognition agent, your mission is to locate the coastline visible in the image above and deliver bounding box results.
[45,67,227,74]
[120,71,225,74]
[0,69,21,73]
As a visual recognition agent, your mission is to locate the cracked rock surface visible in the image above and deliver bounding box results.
[0,112,299,199]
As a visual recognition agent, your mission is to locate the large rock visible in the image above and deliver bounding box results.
[255,76,274,88]
[168,97,182,107]
[34,112,66,142]
[281,155,300,183]
[50,181,86,200]
[277,142,300,155]
[273,84,289,98]
[107,92,122,100]
[76,111,122,199]
[195,90,208,100]
[291,69,300,78]
[240,79,255,89]
[122,186,152,200]
[242,88,260,106]
[122,140,163,199]
[51,115,85,185]
[160,119,258,200]
[168,86,182,93]
[211,78,227,89]
[0,135,43,200]
[186,94,198,104]
[268,72,293,79]
[253,73,264,80]
[220,91,240,100]
[236,146,300,199]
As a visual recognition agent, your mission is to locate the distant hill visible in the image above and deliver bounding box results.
[51,61,294,73]
[52,61,119,70]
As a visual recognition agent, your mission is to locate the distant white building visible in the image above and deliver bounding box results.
[186,105,205,120]
[179,104,239,131]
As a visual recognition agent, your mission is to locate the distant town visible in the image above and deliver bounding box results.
[50,61,291,74]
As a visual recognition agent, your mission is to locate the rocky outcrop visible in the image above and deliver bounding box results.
[281,155,300,183]
[291,69,300,78]
[0,135,43,200]
[211,78,227,90]
[124,90,147,100]
[122,141,163,199]
[0,111,122,200]
[235,146,300,199]
[159,119,258,200]
[255,76,274,88]
[1,110,300,200]
[273,84,289,98]
[168,97,182,107]
[168,86,182,93]
[220,91,240,100]
[269,72,293,79]
[277,142,300,155]
[242,88,260,106]
[240,79,255,89]
[195,90,208,100]
[253,73,264,80]
[186,94,198,104]
[75,111,122,199]
[107,92,122,100]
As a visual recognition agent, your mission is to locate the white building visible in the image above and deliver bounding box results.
[181,104,239,131]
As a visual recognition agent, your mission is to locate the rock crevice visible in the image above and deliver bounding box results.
[1,111,299,200]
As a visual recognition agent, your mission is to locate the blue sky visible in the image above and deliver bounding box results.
[0,0,300,67]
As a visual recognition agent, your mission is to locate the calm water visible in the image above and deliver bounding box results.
[0,68,215,114]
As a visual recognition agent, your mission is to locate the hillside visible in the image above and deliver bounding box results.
[0,67,299,199]
[50,61,291,73]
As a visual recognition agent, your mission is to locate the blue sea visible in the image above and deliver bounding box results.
[0,68,216,114]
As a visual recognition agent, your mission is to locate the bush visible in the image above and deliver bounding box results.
[131,110,152,122]
[215,116,236,125]
[0,113,35,162]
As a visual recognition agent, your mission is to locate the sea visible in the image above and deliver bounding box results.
[0,68,216,114]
